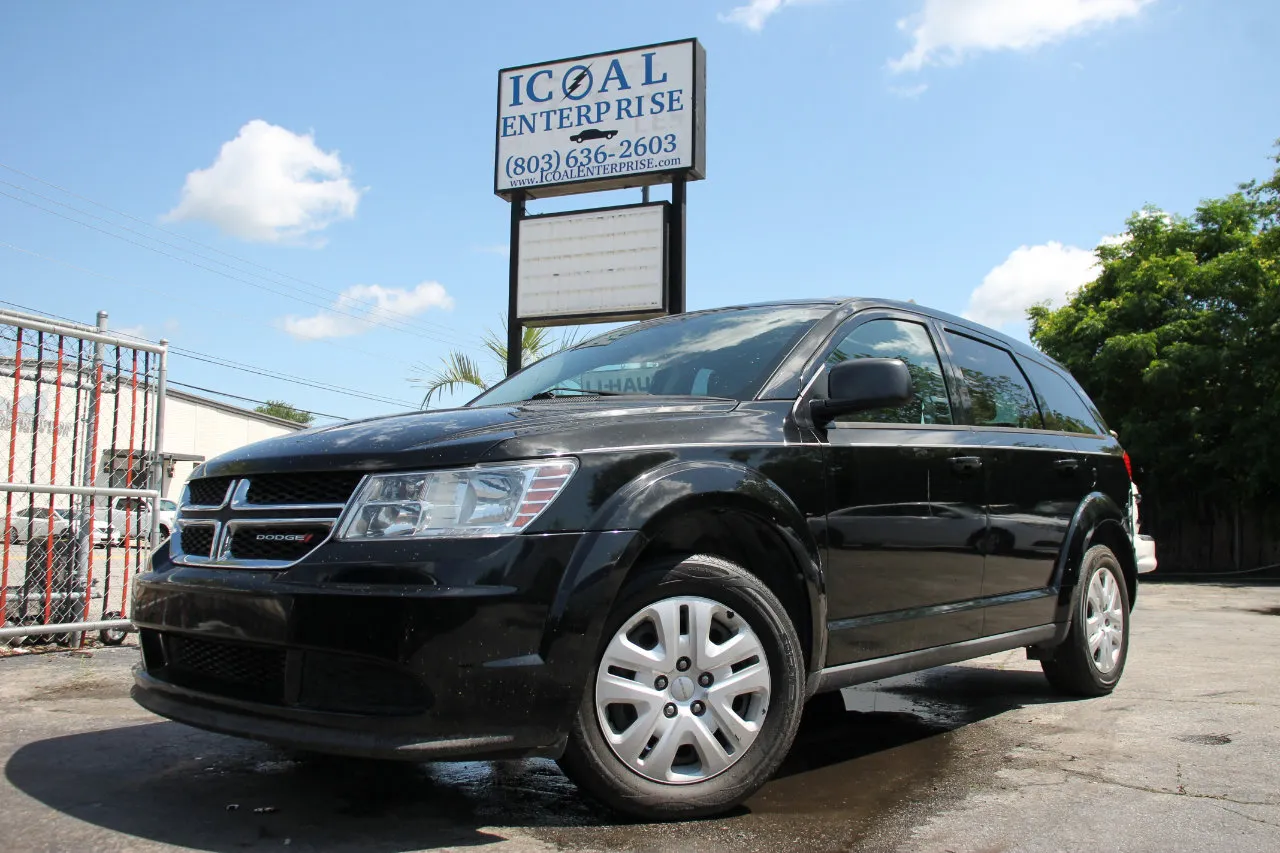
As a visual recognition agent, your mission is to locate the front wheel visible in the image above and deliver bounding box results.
[1041,545,1130,696]
[557,554,806,821]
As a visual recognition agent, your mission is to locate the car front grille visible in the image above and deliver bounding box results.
[176,473,361,568]
[243,472,365,506]
[186,477,234,507]
[179,525,216,559]
[227,524,333,562]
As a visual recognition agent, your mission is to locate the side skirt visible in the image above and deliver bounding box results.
[809,624,1060,695]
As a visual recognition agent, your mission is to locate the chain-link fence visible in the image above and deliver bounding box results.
[0,309,167,648]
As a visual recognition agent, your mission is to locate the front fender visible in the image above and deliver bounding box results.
[546,460,826,685]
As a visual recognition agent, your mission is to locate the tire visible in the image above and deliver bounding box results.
[100,611,128,646]
[557,554,806,821]
[158,525,171,541]
[1041,545,1130,696]
[5,526,18,545]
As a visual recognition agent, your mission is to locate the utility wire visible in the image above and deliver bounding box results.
[0,241,419,366]
[166,380,347,422]
[0,290,418,409]
[0,244,434,406]
[0,187,475,348]
[0,162,474,344]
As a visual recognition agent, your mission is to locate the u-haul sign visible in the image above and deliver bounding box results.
[495,39,705,199]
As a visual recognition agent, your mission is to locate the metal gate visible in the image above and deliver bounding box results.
[0,309,167,647]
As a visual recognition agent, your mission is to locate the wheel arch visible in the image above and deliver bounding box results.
[582,460,825,675]
[1052,491,1137,618]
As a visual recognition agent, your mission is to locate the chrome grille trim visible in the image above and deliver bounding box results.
[216,518,337,569]
[173,474,366,570]
[173,520,220,564]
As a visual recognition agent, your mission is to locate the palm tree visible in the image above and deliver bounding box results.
[411,318,579,408]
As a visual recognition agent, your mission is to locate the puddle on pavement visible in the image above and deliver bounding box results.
[5,662,1056,853]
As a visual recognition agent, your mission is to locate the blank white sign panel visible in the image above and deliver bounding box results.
[516,205,667,323]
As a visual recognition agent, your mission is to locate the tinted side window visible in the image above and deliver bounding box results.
[944,332,1043,428]
[826,319,953,424]
[1020,359,1104,435]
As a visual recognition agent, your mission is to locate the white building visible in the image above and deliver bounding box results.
[2,354,306,506]
[115,389,306,503]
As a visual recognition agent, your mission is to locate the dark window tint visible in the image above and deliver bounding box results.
[827,319,953,424]
[944,332,1042,428]
[1020,359,1104,435]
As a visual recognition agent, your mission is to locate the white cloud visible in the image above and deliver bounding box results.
[720,0,827,31]
[165,120,364,244]
[964,241,1099,330]
[889,0,1155,73]
[282,282,454,340]
[889,82,929,99]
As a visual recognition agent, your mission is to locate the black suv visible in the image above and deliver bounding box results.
[132,299,1137,820]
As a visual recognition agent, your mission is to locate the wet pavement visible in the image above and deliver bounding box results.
[2,582,1279,852]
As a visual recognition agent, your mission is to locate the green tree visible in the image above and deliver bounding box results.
[254,400,314,425]
[1028,145,1280,510]
[410,317,580,408]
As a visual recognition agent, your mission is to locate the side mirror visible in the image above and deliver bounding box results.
[810,358,913,426]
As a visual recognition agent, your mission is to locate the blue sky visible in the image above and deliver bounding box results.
[2,0,1277,421]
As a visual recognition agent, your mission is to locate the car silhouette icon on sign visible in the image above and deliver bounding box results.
[569,128,618,144]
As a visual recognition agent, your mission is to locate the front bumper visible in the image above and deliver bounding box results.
[130,529,642,760]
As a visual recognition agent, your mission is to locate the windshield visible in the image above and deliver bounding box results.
[471,305,828,406]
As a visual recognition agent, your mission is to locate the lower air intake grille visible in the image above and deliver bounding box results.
[179,526,215,558]
[227,525,331,562]
[299,652,431,715]
[161,634,287,705]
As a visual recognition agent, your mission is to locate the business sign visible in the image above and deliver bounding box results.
[516,203,668,325]
[496,39,705,199]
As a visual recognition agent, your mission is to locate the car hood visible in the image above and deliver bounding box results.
[194,398,739,478]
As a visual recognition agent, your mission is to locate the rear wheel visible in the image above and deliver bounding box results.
[558,554,805,821]
[4,526,18,545]
[1041,545,1130,696]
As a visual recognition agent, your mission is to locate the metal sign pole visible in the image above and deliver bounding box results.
[507,189,526,377]
[669,175,687,315]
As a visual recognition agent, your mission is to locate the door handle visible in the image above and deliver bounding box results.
[1053,458,1080,474]
[948,456,983,476]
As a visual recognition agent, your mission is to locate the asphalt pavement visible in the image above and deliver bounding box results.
[2,582,1278,852]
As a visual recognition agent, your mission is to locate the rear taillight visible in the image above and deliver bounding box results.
[1123,451,1134,480]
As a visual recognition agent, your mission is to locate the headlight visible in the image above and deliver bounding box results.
[337,459,577,540]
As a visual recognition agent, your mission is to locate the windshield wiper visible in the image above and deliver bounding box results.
[527,387,625,400]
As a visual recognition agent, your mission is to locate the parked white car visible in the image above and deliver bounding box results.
[1130,482,1158,573]
[108,496,178,542]
[5,506,118,547]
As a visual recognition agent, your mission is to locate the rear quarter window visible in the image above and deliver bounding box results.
[1019,358,1106,435]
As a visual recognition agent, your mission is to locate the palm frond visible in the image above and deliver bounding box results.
[482,317,581,369]
[411,352,491,408]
